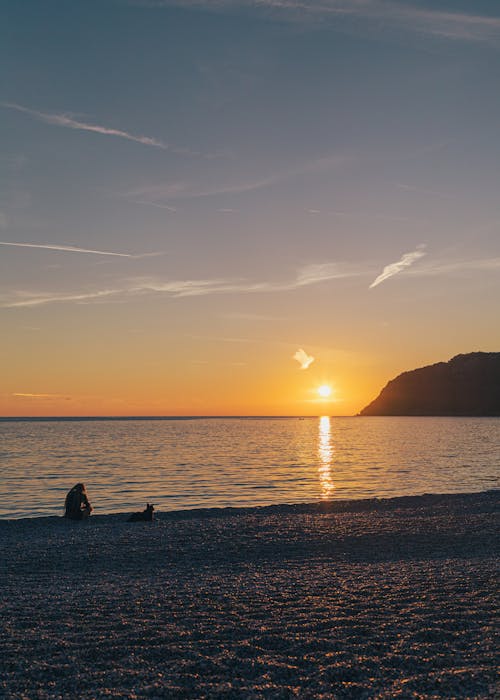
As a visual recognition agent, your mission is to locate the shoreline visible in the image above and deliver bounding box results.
[1,489,498,524]
[1,490,498,698]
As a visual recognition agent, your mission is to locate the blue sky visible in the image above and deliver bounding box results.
[1,0,499,414]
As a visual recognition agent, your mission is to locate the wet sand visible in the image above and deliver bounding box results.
[0,491,498,699]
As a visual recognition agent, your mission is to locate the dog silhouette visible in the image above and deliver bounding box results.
[128,503,155,522]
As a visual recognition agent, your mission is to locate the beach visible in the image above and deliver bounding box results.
[0,491,498,699]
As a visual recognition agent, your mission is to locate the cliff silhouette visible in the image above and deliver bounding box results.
[360,352,500,416]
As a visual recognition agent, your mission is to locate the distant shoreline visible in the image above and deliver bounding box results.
[0,415,322,422]
[2,414,500,422]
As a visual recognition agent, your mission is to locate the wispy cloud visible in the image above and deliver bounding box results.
[369,246,427,288]
[0,240,162,258]
[296,262,361,287]
[12,392,70,400]
[133,259,361,297]
[293,348,314,370]
[124,154,345,203]
[4,252,499,308]
[3,289,122,308]
[402,6,500,42]
[134,1,500,42]
[0,261,363,308]
[408,257,500,277]
[125,176,279,202]
[126,199,178,212]
[394,183,456,200]
[2,102,169,150]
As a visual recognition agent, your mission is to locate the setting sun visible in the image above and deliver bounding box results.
[317,385,332,398]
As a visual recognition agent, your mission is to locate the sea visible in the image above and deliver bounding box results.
[0,416,499,519]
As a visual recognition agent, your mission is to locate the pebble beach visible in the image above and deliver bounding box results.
[0,491,498,699]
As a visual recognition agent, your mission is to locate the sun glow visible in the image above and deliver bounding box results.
[317,384,332,398]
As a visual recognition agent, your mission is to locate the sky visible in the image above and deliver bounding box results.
[1,0,499,416]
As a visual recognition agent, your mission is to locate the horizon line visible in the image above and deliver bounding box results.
[0,414,353,421]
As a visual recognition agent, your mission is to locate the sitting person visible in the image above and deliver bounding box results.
[64,483,93,520]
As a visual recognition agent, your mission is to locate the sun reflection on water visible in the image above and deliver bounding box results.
[318,415,335,498]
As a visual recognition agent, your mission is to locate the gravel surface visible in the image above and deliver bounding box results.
[0,492,498,699]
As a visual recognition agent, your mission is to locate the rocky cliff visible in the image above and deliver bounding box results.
[359,352,500,416]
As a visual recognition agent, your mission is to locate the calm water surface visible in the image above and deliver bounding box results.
[0,417,499,518]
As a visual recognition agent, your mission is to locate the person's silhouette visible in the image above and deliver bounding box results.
[64,483,93,520]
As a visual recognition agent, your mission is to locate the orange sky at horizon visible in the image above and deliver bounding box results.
[2,333,495,417]
[2,277,499,417]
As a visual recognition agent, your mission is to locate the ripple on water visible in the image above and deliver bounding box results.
[0,416,499,518]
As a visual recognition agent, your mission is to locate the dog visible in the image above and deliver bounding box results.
[128,503,155,522]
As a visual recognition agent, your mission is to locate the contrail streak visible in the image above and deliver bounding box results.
[0,241,134,257]
[2,102,168,149]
